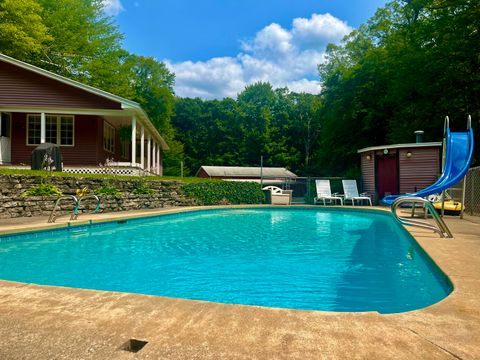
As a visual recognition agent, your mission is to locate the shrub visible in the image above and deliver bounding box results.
[132,181,155,195]
[94,183,122,196]
[22,183,62,197]
[181,182,265,205]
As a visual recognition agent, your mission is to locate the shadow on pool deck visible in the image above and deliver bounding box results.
[0,206,479,359]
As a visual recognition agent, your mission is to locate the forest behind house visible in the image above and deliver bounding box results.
[0,0,478,177]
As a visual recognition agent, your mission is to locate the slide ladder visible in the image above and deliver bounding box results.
[391,197,453,238]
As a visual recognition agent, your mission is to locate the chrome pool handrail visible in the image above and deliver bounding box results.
[48,195,78,223]
[391,197,453,238]
[71,195,101,220]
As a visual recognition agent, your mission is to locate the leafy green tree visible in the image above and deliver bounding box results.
[317,0,479,175]
[35,0,123,78]
[286,92,322,174]
[0,0,51,59]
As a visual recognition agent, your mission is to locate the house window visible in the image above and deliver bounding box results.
[45,116,57,144]
[103,121,115,153]
[27,114,74,146]
[27,115,41,145]
[60,117,74,145]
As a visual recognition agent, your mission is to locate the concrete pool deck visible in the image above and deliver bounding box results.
[0,206,479,359]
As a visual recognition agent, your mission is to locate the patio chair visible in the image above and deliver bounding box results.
[314,180,343,206]
[262,186,292,205]
[342,180,372,206]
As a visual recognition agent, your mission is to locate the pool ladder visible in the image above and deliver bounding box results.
[391,197,453,238]
[71,195,101,221]
[48,195,101,223]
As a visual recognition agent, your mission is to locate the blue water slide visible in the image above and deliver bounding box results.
[382,125,474,205]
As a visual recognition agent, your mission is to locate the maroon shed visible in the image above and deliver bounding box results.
[358,141,442,203]
[0,53,168,175]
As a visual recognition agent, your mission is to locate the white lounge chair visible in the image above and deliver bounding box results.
[262,186,292,205]
[342,180,372,206]
[314,180,343,206]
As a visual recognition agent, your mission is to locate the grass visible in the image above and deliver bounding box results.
[0,168,220,184]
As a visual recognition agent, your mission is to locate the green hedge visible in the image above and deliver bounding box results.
[181,181,265,205]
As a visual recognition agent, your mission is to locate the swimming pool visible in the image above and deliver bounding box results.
[0,208,452,313]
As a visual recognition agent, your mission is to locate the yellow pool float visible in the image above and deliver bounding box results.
[433,200,464,214]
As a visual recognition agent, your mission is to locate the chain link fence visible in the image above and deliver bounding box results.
[464,166,480,216]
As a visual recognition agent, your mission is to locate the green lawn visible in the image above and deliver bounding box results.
[0,168,220,184]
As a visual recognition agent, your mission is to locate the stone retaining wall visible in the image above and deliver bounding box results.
[0,175,196,219]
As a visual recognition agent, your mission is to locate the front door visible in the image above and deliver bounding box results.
[376,154,398,198]
[0,112,12,164]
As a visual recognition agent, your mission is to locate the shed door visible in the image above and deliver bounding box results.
[376,155,398,198]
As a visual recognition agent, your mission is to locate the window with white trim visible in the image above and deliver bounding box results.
[103,121,115,153]
[60,116,74,145]
[27,114,74,146]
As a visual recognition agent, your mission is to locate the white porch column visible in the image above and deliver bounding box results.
[131,115,136,167]
[152,142,157,175]
[156,146,160,176]
[158,149,163,176]
[147,134,151,171]
[40,113,46,144]
[140,126,145,169]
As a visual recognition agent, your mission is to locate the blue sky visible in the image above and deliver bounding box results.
[103,0,388,99]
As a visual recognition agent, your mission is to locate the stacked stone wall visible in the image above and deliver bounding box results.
[0,175,195,219]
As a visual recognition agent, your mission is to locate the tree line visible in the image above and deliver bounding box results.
[1,0,477,176]
[172,0,478,176]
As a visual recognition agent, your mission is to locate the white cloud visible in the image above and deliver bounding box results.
[102,0,124,16]
[168,13,352,99]
[292,13,351,50]
[241,23,293,58]
[166,58,245,99]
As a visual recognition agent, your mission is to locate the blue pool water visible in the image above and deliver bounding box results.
[0,208,452,313]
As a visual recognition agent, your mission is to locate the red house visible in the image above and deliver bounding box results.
[0,54,168,175]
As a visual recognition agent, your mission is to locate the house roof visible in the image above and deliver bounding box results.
[0,53,168,150]
[196,166,297,178]
[357,142,442,153]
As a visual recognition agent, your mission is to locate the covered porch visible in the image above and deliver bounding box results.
[0,53,168,176]
[0,110,166,176]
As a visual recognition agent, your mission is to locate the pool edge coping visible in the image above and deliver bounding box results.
[0,204,456,315]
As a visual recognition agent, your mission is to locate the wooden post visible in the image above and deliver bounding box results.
[40,113,46,144]
[131,115,136,167]
[156,146,160,175]
[152,142,156,175]
[140,126,145,169]
[147,134,151,171]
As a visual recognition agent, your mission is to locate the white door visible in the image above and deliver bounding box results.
[0,112,12,164]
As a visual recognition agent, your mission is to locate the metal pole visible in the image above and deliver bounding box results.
[460,177,466,219]
[471,172,475,216]
[260,156,263,187]
[307,177,310,203]
[440,116,449,218]
[441,190,445,217]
